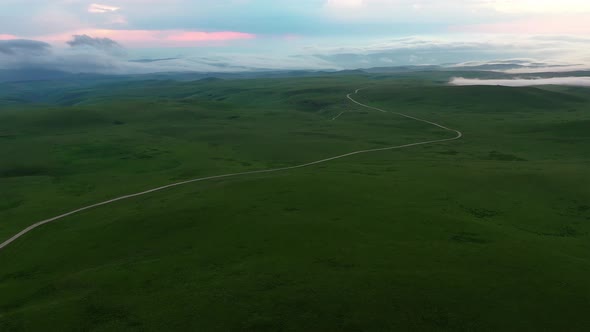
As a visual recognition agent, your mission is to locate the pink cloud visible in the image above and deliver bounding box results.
[450,15,590,35]
[34,29,256,47]
[0,34,18,40]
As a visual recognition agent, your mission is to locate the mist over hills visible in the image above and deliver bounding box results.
[2,63,590,84]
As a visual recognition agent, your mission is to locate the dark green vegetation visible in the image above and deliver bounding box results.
[1,74,589,331]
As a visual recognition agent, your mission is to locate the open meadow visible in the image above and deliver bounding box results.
[1,75,589,331]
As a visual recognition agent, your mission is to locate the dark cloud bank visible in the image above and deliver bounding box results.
[67,34,126,56]
[0,39,52,56]
[0,35,146,75]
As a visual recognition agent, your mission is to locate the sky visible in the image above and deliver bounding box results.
[1,0,590,73]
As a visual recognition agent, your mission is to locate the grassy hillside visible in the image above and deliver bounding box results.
[1,76,589,331]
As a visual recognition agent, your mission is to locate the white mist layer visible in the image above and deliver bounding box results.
[450,77,590,87]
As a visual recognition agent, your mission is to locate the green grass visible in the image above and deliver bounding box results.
[1,76,589,331]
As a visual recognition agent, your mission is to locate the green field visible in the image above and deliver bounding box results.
[1,75,589,331]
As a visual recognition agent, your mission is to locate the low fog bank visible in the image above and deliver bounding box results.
[450,77,590,87]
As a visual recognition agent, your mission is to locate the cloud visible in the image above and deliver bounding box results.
[88,3,127,25]
[88,3,120,14]
[0,38,133,74]
[67,34,125,55]
[0,37,334,75]
[450,77,590,87]
[0,34,588,76]
[303,35,590,69]
[0,39,51,56]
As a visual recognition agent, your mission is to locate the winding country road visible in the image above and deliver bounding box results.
[0,88,462,251]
